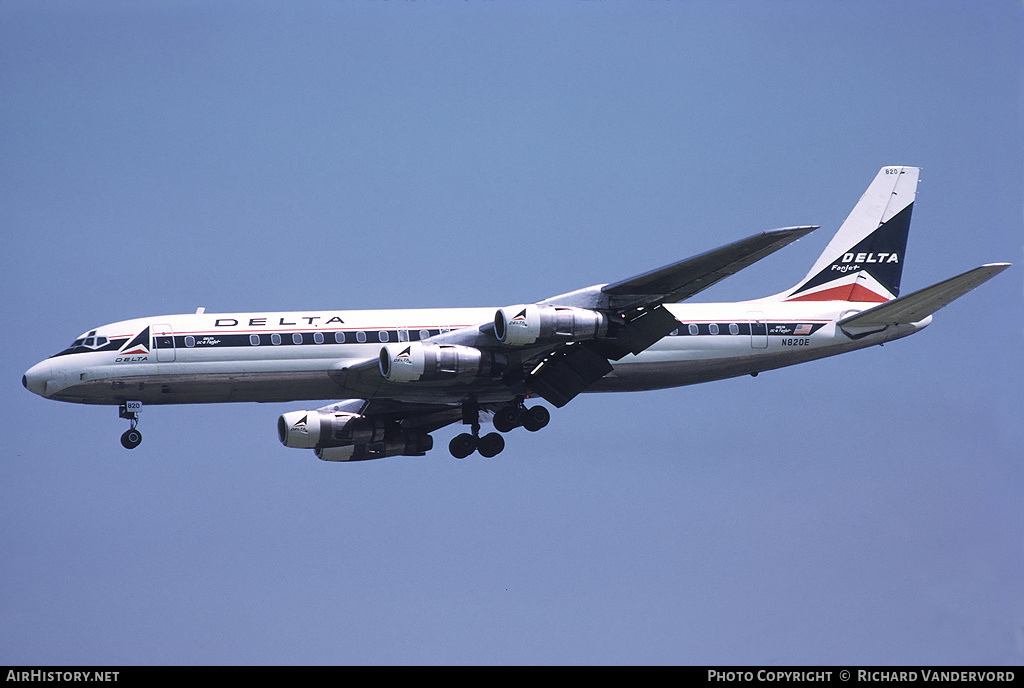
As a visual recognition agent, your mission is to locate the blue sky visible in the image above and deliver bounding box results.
[2,0,1021,665]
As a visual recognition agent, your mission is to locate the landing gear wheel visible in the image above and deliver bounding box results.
[118,401,143,450]
[493,405,522,433]
[449,433,477,459]
[477,432,505,458]
[120,428,142,449]
[521,405,550,432]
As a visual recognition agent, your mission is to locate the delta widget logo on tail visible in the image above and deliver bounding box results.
[785,191,913,303]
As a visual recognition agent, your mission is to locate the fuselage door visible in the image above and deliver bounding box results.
[748,312,768,349]
[153,324,175,362]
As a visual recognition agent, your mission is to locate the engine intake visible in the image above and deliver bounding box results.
[379,342,503,382]
[494,304,608,347]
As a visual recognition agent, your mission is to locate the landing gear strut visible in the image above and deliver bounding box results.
[449,398,505,459]
[119,401,143,449]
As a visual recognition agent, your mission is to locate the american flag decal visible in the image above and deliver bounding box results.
[794,324,813,335]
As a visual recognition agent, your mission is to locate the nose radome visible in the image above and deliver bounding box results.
[22,361,51,397]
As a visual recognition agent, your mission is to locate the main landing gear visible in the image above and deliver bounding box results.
[448,398,550,459]
[118,401,143,449]
[492,403,550,434]
[449,430,504,460]
[449,398,504,459]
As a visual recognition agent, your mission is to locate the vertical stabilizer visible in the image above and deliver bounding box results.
[783,166,919,303]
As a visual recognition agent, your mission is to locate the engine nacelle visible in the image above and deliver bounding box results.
[278,410,389,449]
[316,432,434,462]
[494,304,608,346]
[378,342,502,382]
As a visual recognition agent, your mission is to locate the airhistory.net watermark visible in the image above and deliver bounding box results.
[5,671,118,682]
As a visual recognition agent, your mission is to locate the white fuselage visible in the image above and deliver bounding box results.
[22,300,929,407]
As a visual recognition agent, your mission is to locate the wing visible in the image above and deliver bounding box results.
[523,226,820,405]
[599,226,819,310]
[329,226,818,409]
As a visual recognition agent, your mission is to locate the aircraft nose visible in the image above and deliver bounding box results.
[22,361,51,397]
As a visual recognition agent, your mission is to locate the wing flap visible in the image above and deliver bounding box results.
[526,345,614,408]
[588,304,681,360]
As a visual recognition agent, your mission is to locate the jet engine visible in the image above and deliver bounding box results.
[378,342,503,382]
[494,304,608,347]
[279,409,433,461]
[278,409,389,449]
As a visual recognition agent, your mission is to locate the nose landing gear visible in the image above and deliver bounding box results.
[119,401,143,449]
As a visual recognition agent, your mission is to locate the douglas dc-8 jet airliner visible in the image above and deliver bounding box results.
[23,167,1009,460]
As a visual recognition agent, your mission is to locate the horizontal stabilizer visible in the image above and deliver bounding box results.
[601,226,818,309]
[838,263,1010,332]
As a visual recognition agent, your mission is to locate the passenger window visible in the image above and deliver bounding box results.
[688,324,699,336]
[185,336,195,348]
[419,329,430,341]
[250,335,261,346]
[356,331,366,343]
[709,324,719,335]
[334,332,346,344]
[379,330,389,343]
[313,332,324,344]
[729,323,739,335]
[271,334,282,345]
[292,333,303,345]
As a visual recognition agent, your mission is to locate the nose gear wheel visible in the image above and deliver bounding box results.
[118,402,143,449]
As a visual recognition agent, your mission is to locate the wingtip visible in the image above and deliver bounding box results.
[974,262,1012,276]
[768,225,820,236]
[760,225,819,243]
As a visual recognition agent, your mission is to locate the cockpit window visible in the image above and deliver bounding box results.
[53,330,120,357]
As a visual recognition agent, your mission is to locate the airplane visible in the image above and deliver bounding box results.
[22,166,1010,461]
